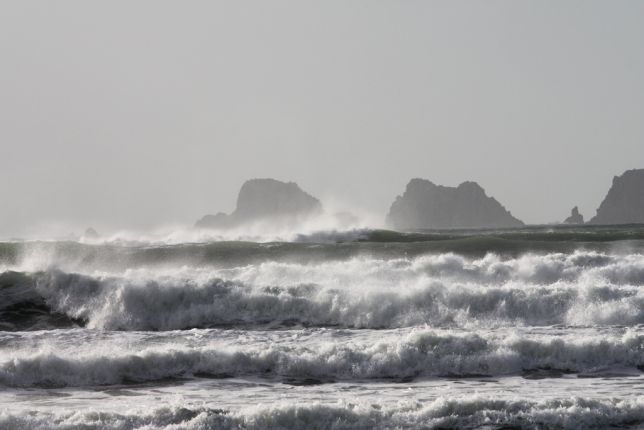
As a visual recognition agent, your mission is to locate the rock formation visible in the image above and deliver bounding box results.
[589,169,644,225]
[194,213,233,230]
[563,206,584,224]
[386,178,524,230]
[196,178,322,229]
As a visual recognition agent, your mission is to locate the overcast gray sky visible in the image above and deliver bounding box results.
[1,1,643,235]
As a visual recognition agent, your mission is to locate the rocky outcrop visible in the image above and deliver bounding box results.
[195,213,233,230]
[563,207,584,224]
[589,169,644,225]
[196,178,322,229]
[386,178,524,230]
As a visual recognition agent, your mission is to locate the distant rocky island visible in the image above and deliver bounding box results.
[196,178,322,229]
[194,170,644,231]
[589,169,644,225]
[563,207,584,224]
[386,178,524,230]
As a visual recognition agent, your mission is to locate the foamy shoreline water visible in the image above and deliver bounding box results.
[3,226,644,429]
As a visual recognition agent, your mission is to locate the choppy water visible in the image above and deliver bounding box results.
[3,225,644,429]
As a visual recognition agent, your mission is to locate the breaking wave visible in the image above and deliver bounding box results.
[2,250,644,330]
[3,396,644,429]
[2,328,644,387]
[4,226,644,428]
[3,225,644,275]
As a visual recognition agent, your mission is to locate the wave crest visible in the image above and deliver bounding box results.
[3,395,644,429]
[2,250,644,330]
[2,329,644,387]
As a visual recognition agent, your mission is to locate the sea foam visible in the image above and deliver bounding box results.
[3,396,644,429]
[0,250,641,330]
[2,328,644,387]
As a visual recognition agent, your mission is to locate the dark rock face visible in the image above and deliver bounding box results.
[386,178,524,230]
[233,179,322,222]
[563,206,584,224]
[196,179,322,229]
[589,169,644,225]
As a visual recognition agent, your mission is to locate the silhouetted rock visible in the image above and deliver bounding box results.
[83,228,100,238]
[386,178,524,230]
[196,178,322,229]
[234,179,322,222]
[563,206,584,224]
[589,169,644,225]
[195,212,232,229]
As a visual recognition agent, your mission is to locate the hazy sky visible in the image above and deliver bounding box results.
[1,1,643,235]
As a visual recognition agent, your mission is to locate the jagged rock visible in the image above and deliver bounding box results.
[589,169,644,225]
[563,206,584,224]
[196,178,322,229]
[233,179,322,222]
[386,178,524,230]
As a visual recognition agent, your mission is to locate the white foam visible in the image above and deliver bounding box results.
[12,250,644,330]
[2,395,644,429]
[1,328,643,387]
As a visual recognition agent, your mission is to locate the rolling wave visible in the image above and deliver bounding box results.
[4,225,644,428]
[3,226,644,275]
[3,396,644,430]
[2,250,644,330]
[2,328,644,387]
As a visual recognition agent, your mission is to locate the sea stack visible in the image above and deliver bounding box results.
[196,178,322,229]
[589,169,644,225]
[563,207,584,224]
[386,178,524,230]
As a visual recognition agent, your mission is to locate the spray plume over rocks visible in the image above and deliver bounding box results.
[195,178,323,230]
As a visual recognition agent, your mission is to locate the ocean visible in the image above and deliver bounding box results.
[2,225,644,429]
